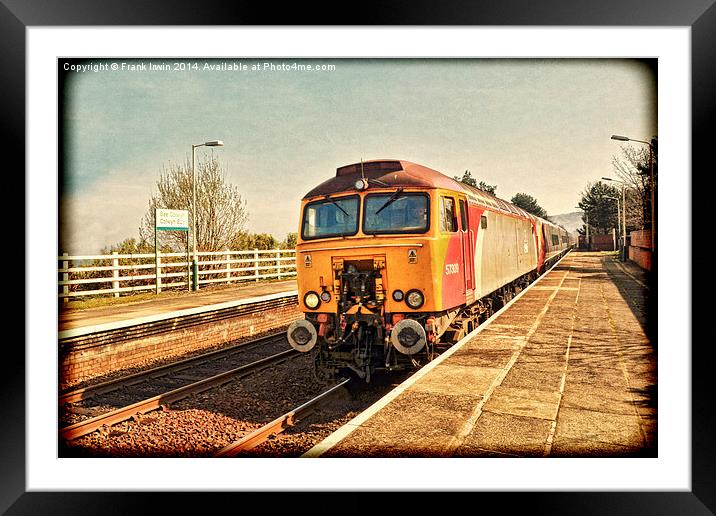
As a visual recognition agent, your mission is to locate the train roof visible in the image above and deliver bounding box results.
[302,159,455,198]
[302,159,563,229]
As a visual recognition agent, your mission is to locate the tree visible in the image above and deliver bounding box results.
[454,170,477,187]
[577,181,620,235]
[453,170,497,195]
[477,181,498,196]
[281,232,298,249]
[252,233,278,250]
[510,193,549,219]
[100,237,170,256]
[610,142,657,230]
[139,154,248,252]
[230,231,278,250]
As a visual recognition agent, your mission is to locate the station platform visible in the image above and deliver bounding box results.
[305,252,656,458]
[58,279,297,335]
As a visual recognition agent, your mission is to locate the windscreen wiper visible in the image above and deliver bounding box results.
[375,188,405,215]
[368,178,391,187]
[325,195,349,216]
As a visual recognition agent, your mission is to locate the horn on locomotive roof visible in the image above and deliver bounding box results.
[352,158,390,191]
[355,158,369,190]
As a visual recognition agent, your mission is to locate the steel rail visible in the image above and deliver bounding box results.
[59,348,300,442]
[59,331,287,406]
[214,378,350,457]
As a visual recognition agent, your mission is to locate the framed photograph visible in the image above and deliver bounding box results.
[15,1,710,513]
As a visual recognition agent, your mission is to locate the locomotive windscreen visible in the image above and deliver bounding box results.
[363,192,429,234]
[302,195,360,239]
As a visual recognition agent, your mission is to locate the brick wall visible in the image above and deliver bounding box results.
[630,229,652,250]
[589,234,617,251]
[60,297,301,388]
[628,229,652,271]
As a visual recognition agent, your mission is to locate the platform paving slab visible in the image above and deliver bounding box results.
[554,407,645,448]
[549,436,644,457]
[482,385,562,421]
[446,348,515,369]
[500,366,564,393]
[408,364,503,396]
[455,411,554,457]
[560,383,636,416]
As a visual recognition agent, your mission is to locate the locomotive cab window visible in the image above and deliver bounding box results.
[440,196,458,232]
[301,195,360,240]
[363,192,429,234]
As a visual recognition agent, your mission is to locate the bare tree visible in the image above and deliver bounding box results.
[611,145,652,230]
[140,154,248,252]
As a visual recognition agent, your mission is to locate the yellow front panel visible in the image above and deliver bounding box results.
[296,189,456,313]
[297,237,439,312]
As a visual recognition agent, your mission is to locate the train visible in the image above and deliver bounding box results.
[286,159,572,382]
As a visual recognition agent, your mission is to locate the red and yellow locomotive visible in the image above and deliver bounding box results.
[287,160,571,382]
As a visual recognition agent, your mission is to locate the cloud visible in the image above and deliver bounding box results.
[60,168,154,254]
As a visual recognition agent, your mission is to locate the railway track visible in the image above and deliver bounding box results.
[60,331,288,406]
[59,345,300,442]
[214,378,351,457]
[60,347,411,457]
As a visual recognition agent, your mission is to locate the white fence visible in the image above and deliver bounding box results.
[57,249,297,301]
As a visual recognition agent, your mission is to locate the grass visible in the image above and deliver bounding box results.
[60,288,197,311]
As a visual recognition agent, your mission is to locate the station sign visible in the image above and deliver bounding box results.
[155,209,189,231]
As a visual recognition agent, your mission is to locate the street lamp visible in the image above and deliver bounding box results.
[602,176,627,261]
[191,139,224,291]
[610,134,656,252]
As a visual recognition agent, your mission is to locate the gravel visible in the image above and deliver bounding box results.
[60,337,291,428]
[61,350,410,458]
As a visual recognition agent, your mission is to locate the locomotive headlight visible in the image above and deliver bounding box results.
[320,290,332,302]
[392,289,404,302]
[405,289,424,309]
[304,291,321,309]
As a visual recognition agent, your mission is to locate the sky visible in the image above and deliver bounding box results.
[60,58,656,254]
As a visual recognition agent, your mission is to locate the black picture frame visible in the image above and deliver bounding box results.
[11,1,711,514]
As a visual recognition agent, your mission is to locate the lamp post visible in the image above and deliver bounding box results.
[602,176,627,261]
[610,134,656,253]
[191,140,224,291]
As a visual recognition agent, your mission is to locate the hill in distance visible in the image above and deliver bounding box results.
[549,211,582,236]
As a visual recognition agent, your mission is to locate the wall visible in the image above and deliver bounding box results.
[59,295,300,389]
[629,229,653,271]
[589,234,617,251]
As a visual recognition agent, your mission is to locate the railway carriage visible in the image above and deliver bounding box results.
[287,159,571,382]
